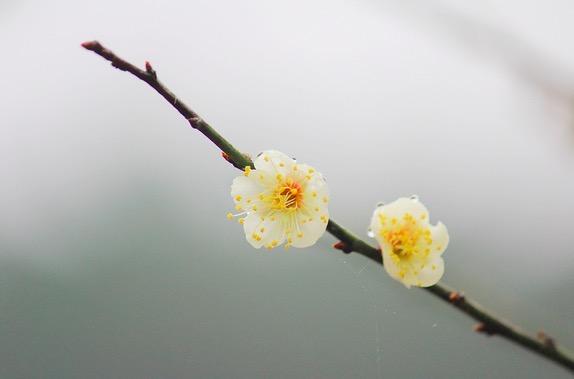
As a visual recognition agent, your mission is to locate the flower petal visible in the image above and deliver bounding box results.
[242,213,285,249]
[231,176,264,211]
[254,150,295,176]
[375,197,429,225]
[416,256,444,287]
[430,222,449,256]
[290,211,329,248]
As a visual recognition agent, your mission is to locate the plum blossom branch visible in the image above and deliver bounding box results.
[82,41,574,374]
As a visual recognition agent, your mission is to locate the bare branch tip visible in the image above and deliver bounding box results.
[81,40,102,51]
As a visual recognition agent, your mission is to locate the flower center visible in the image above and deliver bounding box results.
[380,214,432,261]
[270,179,304,211]
[384,227,421,259]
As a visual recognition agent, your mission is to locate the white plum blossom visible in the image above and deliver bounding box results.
[228,150,330,249]
[369,197,449,288]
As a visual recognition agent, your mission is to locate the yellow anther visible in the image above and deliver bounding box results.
[391,218,397,225]
[315,207,319,212]
[420,213,427,220]
[235,195,242,202]
[226,213,233,220]
[297,232,304,238]
[308,168,314,174]
[279,162,285,167]
[260,227,265,233]
[235,205,243,211]
[246,199,252,203]
[252,205,258,211]
[271,240,278,247]
[322,197,328,204]
[239,218,245,225]
[264,155,269,162]
[276,174,283,181]
[312,191,317,198]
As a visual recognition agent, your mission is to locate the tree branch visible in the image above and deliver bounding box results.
[82,40,574,374]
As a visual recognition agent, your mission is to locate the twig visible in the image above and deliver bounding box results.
[81,41,251,170]
[82,41,574,374]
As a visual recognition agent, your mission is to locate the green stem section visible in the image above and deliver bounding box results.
[83,40,574,374]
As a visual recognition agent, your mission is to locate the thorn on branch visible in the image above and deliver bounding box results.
[145,61,157,80]
[537,331,557,350]
[474,322,496,336]
[333,241,352,254]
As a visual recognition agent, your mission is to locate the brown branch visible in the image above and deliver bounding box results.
[82,40,574,374]
[81,41,251,170]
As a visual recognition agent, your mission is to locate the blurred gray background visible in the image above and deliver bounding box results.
[1,0,574,378]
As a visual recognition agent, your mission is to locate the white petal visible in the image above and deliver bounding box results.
[258,219,287,248]
[430,222,449,256]
[254,150,295,176]
[301,174,329,208]
[231,176,264,210]
[416,256,444,287]
[290,210,329,248]
[242,213,285,249]
[379,197,429,221]
[381,250,403,282]
[242,213,266,248]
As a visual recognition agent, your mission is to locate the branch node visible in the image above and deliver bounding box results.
[333,241,352,254]
[537,331,557,350]
[474,322,496,336]
[145,61,157,80]
[186,116,203,129]
[448,291,465,304]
